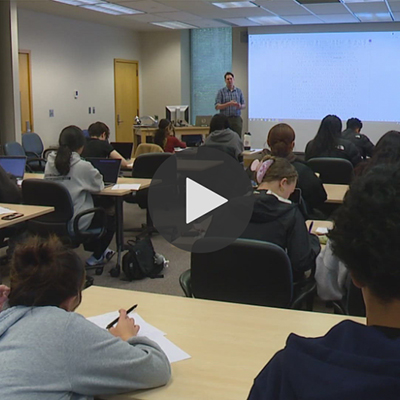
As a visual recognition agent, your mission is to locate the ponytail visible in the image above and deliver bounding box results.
[55,145,72,175]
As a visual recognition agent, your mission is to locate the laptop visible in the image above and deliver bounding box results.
[0,156,27,185]
[86,158,121,187]
[195,115,212,127]
[110,142,134,160]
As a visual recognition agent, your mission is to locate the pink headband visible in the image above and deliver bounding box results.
[251,159,275,184]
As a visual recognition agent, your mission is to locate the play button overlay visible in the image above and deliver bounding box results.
[186,178,227,224]
[148,146,255,253]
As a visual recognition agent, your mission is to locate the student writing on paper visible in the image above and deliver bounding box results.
[45,126,115,267]
[0,236,171,399]
[248,163,400,400]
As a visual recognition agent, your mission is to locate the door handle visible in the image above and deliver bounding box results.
[117,114,124,125]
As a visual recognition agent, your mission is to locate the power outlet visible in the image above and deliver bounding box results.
[89,107,92,114]
[49,109,54,117]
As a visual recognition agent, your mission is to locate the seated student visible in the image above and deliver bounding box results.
[0,236,171,398]
[241,156,320,281]
[267,123,326,215]
[342,117,374,159]
[153,119,187,153]
[45,126,115,266]
[81,121,131,168]
[203,114,243,160]
[247,163,400,400]
[305,114,362,167]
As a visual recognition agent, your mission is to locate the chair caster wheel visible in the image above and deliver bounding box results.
[109,266,120,278]
[95,267,103,275]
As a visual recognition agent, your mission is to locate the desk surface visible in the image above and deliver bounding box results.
[23,174,151,196]
[77,286,364,400]
[324,183,349,204]
[0,203,54,229]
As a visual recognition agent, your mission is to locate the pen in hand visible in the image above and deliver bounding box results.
[106,304,138,330]
[308,221,314,234]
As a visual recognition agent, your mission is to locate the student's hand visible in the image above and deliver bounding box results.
[109,309,140,341]
[0,285,10,311]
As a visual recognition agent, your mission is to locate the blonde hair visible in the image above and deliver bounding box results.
[260,156,298,184]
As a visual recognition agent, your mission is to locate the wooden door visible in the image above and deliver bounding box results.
[19,50,33,133]
[114,59,139,142]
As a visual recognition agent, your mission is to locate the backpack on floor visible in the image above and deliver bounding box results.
[122,236,165,281]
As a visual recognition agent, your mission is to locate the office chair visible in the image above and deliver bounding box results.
[21,133,47,171]
[125,152,173,234]
[133,143,163,158]
[307,157,354,184]
[22,179,107,275]
[182,238,316,310]
[3,141,45,173]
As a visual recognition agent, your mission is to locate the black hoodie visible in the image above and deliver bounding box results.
[241,191,320,280]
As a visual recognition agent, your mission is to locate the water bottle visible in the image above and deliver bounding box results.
[244,132,251,150]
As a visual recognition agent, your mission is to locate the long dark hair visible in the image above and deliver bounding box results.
[153,119,171,149]
[8,236,85,307]
[55,126,85,175]
[307,115,342,159]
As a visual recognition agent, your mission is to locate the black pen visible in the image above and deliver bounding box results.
[106,304,138,330]
[308,221,314,234]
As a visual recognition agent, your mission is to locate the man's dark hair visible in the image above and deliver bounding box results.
[330,163,400,301]
[88,121,110,139]
[224,72,234,79]
[209,114,230,133]
[346,117,363,131]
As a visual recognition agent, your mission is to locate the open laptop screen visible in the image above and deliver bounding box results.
[0,156,27,179]
[86,158,121,185]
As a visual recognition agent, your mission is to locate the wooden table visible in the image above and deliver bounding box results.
[0,203,54,229]
[324,184,349,204]
[133,126,209,148]
[78,286,364,400]
[23,174,151,274]
[306,220,333,234]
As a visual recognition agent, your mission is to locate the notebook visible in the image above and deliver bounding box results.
[110,142,134,160]
[0,156,27,185]
[86,158,121,187]
[195,115,212,127]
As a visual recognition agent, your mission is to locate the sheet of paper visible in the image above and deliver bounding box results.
[87,311,165,336]
[111,183,141,191]
[86,311,191,363]
[0,206,15,215]
[316,227,329,235]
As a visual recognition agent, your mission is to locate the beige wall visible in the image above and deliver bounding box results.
[18,9,141,147]
[140,30,190,122]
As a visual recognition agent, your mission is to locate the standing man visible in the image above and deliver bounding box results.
[215,72,245,137]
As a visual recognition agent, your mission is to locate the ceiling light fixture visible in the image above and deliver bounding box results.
[212,1,258,9]
[52,0,143,15]
[152,21,198,29]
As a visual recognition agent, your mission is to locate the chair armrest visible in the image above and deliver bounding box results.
[73,207,107,242]
[26,157,47,169]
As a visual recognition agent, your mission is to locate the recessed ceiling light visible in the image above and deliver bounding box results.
[53,0,86,6]
[342,0,384,3]
[212,1,258,9]
[248,16,290,25]
[82,4,121,14]
[152,21,198,29]
[97,3,143,14]
[355,12,392,21]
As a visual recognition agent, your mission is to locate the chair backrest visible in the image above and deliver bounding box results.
[22,179,74,237]
[134,143,164,158]
[4,142,26,157]
[200,143,238,160]
[307,157,354,184]
[132,153,173,178]
[22,132,44,157]
[191,238,293,307]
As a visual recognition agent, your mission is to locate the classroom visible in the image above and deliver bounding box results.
[1,0,400,399]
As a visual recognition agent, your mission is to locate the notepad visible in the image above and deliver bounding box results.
[111,183,141,191]
[0,206,15,215]
[87,311,191,363]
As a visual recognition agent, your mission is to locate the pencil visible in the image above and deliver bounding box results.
[106,304,138,330]
[308,221,314,234]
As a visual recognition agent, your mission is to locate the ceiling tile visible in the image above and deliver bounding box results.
[284,14,324,23]
[304,3,349,14]
[387,1,400,11]
[319,13,359,22]
[393,11,400,20]
[153,11,203,20]
[223,17,261,25]
[346,1,390,13]
[121,13,167,21]
[256,0,312,16]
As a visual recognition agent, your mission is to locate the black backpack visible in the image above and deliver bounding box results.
[122,237,165,281]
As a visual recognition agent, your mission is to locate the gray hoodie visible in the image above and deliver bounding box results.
[45,152,104,231]
[0,306,171,399]
[204,128,244,159]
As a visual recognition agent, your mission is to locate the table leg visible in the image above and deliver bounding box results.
[109,196,124,277]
